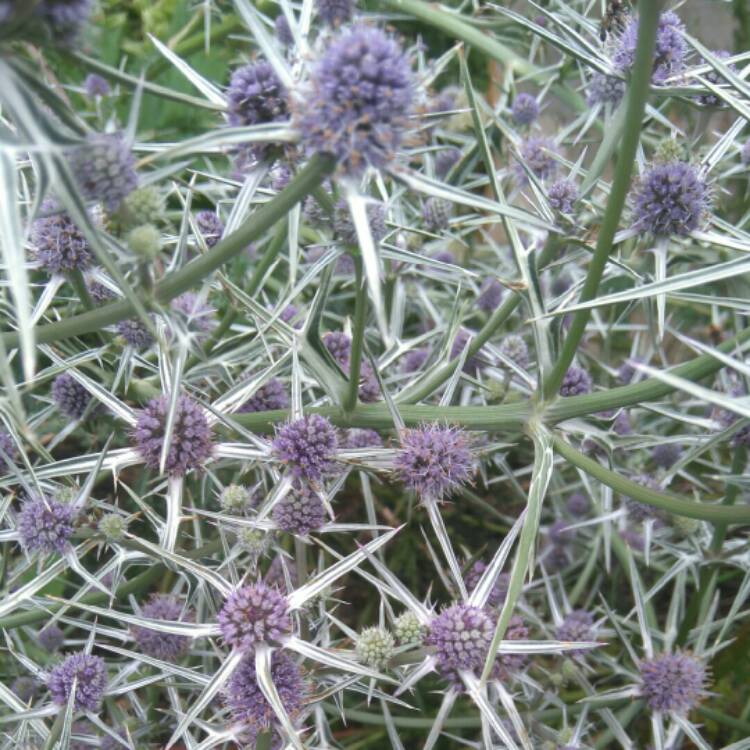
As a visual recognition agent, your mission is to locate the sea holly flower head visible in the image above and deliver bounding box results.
[272,481,326,535]
[511,92,538,126]
[356,626,395,668]
[17,495,75,554]
[31,201,92,275]
[639,652,706,713]
[272,414,338,481]
[47,652,107,711]
[131,595,193,661]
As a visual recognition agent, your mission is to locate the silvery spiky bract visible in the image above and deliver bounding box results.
[333,199,387,245]
[395,426,472,502]
[465,561,508,609]
[297,25,413,174]
[46,652,107,711]
[132,395,213,476]
[69,132,138,208]
[218,583,292,652]
[18,496,75,554]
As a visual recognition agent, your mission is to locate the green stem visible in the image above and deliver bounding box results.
[345,258,366,412]
[697,705,750,736]
[69,269,94,311]
[550,433,750,525]
[43,712,65,750]
[0,154,336,350]
[398,234,560,404]
[542,0,661,399]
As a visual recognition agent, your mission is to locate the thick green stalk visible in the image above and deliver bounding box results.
[550,433,750,525]
[0,154,335,349]
[345,258,367,412]
[546,322,750,423]
[398,235,560,404]
[542,0,662,398]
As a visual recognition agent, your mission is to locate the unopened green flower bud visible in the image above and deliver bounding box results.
[99,513,128,541]
[653,138,685,164]
[672,514,701,536]
[393,611,425,644]
[126,224,161,260]
[356,626,395,669]
[237,527,270,557]
[220,484,253,514]
[113,186,165,234]
[561,658,578,683]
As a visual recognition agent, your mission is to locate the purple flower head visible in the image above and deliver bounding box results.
[620,528,645,551]
[630,161,709,237]
[515,137,558,184]
[316,0,353,26]
[69,132,137,208]
[556,610,594,656]
[639,652,706,713]
[344,428,383,449]
[0,428,17,471]
[274,14,293,46]
[431,249,456,265]
[494,616,530,675]
[46,652,107,712]
[651,443,682,469]
[272,482,326,535]
[566,492,590,516]
[12,676,38,704]
[272,414,338,481]
[499,335,530,370]
[323,331,379,402]
[132,395,213,477]
[84,73,109,98]
[52,373,92,419]
[465,561,509,609]
[612,409,632,436]
[617,358,641,385]
[547,179,578,214]
[297,25,413,175]
[131,594,193,662]
[511,93,539,126]
[560,366,592,397]
[170,292,217,339]
[87,280,115,303]
[31,201,92,275]
[426,603,493,680]
[218,582,292,652]
[116,318,154,350]
[264,556,297,592]
[613,10,687,85]
[450,328,481,375]
[476,278,504,314]
[280,304,299,326]
[38,624,65,652]
[625,475,661,521]
[422,197,452,232]
[435,147,461,178]
[195,210,224,248]
[395,425,473,502]
[544,543,570,572]
[586,72,626,107]
[227,61,287,129]
[696,50,735,107]
[548,519,574,545]
[225,650,306,730]
[34,0,92,40]
[100,730,127,750]
[240,378,290,413]
[334,199,387,246]
[402,347,430,373]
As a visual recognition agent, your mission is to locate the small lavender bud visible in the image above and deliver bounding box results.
[450,328,481,375]
[566,492,589,516]
[12,676,38,704]
[98,513,127,542]
[316,0,353,26]
[547,179,578,214]
[476,278,504,313]
[220,484,253,514]
[548,519,574,545]
[195,210,224,248]
[272,415,338,482]
[47,652,107,712]
[227,60,288,129]
[515,137,559,184]
[38,624,65,652]
[586,72,625,107]
[401,347,430,374]
[356,627,395,669]
[272,482,325,536]
[274,14,293,46]
[126,224,161,260]
[499,335,530,370]
[555,610,594,656]
[510,93,539,126]
[559,366,592,397]
[116,318,154,350]
[52,373,92,419]
[83,73,110,98]
[31,201,91,275]
[651,443,682,469]
[239,378,290,413]
[393,611,425,644]
[395,425,473,502]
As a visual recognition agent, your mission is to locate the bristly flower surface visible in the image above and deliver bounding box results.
[272,482,326,535]
[272,414,338,481]
[46,652,107,711]
[239,378,290,413]
[17,496,75,554]
[31,201,92,275]
[131,594,193,662]
[639,652,706,713]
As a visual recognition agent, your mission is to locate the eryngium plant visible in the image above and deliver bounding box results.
[1,0,749,748]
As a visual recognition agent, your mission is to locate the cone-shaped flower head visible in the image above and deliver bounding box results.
[560,366,592,397]
[18,495,75,554]
[69,132,137,208]
[639,652,706,713]
[46,652,107,711]
[131,594,193,662]
[31,201,92,275]
[227,61,288,128]
[356,627,395,668]
[239,378,290,413]
[218,582,292,652]
[272,482,326,535]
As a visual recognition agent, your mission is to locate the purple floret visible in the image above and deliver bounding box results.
[272,482,326,536]
[83,73,109,97]
[116,318,154,350]
[217,582,292,652]
[272,414,338,481]
[47,652,107,712]
[69,132,137,208]
[395,425,473,502]
[560,366,592,397]
[274,14,293,46]
[556,610,594,656]
[170,292,217,339]
[651,443,682,469]
[630,161,709,237]
[333,199,387,245]
[476,278,504,313]
[132,395,213,477]
[586,72,626,107]
[511,93,538,126]
[515,137,558,184]
[38,624,65,652]
[52,373,92,419]
[316,0,353,26]
[566,492,590,516]
[224,650,306,731]
[343,428,383,449]
[227,61,287,128]
[131,594,193,662]
[401,347,430,373]
[323,331,379,402]
[31,201,92,275]
[450,328,481,375]
[639,652,706,713]
[548,519,574,545]
[195,210,224,248]
[297,25,413,175]
[240,378,290,413]
[547,179,578,214]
